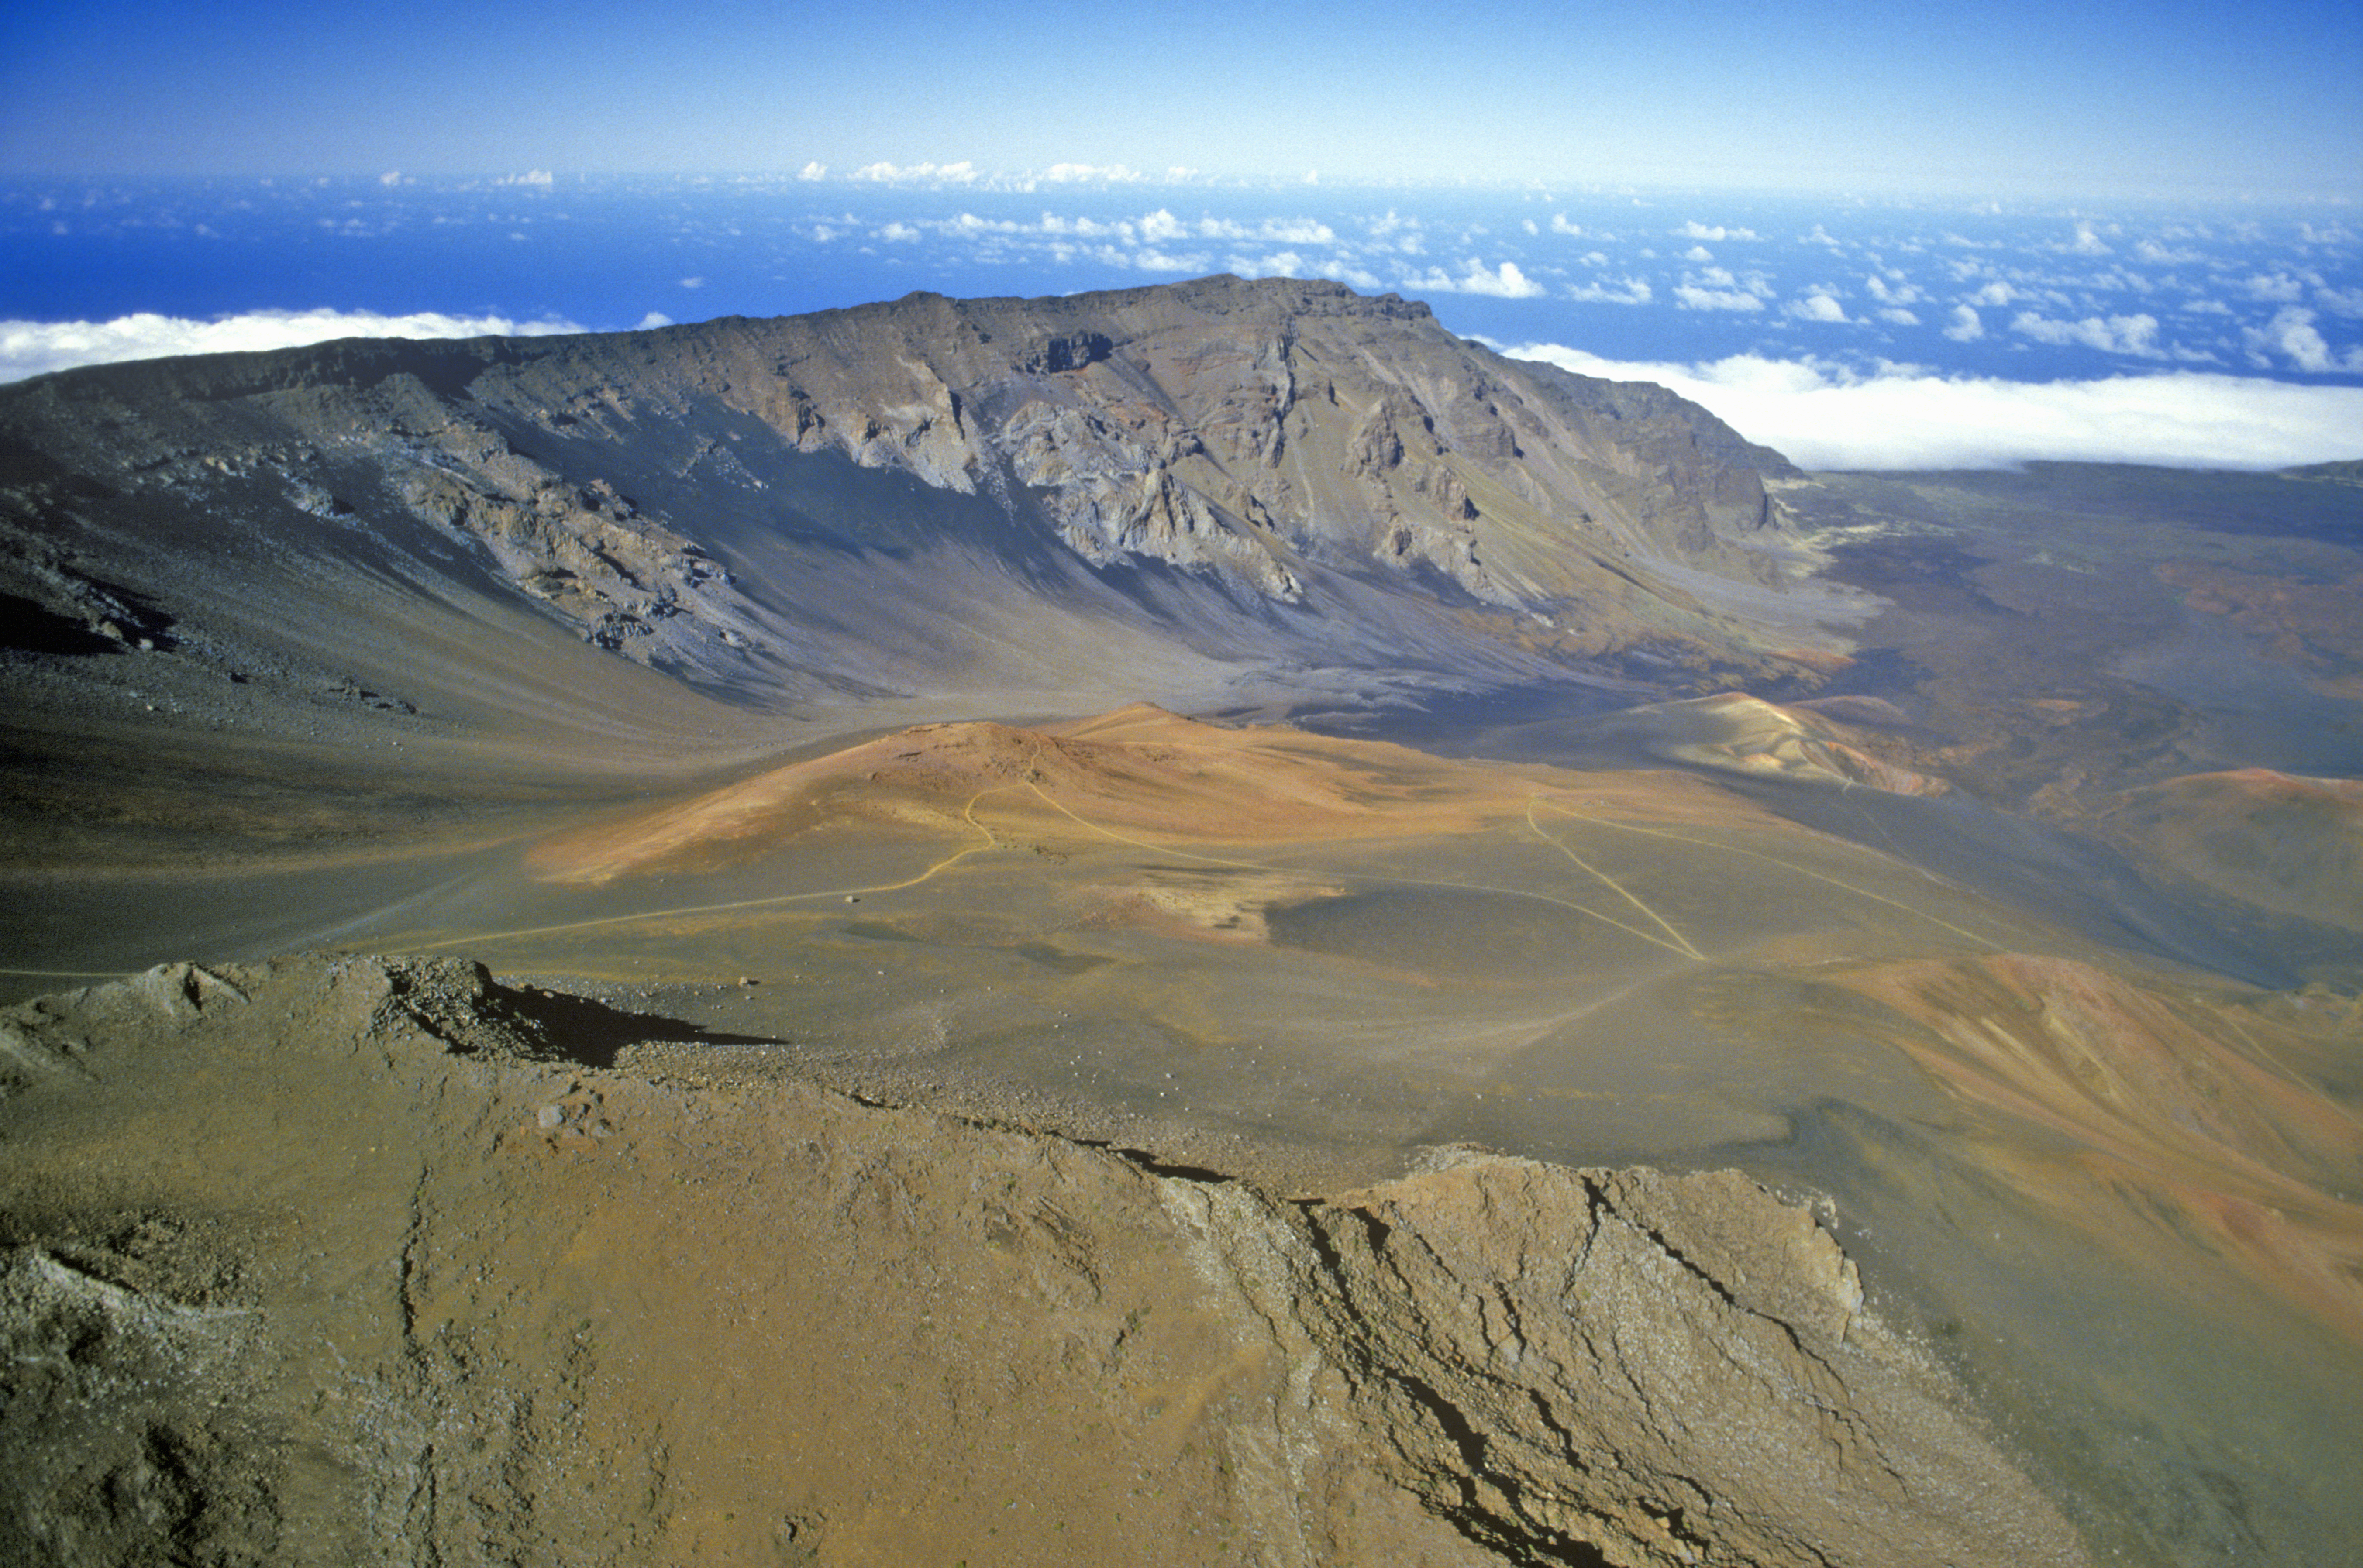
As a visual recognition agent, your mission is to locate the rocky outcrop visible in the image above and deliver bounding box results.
[0,534,176,654]
[0,955,2087,1567]
[375,406,730,655]
[1167,1157,2081,1568]
[517,278,1805,622]
[0,363,765,680]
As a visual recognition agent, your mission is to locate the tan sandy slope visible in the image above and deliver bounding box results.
[0,955,2090,1568]
[2098,768,2363,931]
[527,701,1808,887]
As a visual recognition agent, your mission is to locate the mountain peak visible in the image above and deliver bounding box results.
[0,278,1843,723]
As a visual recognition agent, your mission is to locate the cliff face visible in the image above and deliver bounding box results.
[575,278,1801,614]
[0,279,1827,712]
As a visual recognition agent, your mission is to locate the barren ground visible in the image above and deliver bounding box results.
[3,450,2360,1564]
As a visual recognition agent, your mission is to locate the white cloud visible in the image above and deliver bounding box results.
[851,160,979,185]
[1565,277,1653,305]
[879,222,921,243]
[495,170,554,187]
[1876,307,1922,325]
[1230,250,1308,278]
[1133,248,1204,272]
[634,312,673,330]
[1674,284,1764,312]
[2243,306,2363,374]
[679,276,705,289]
[1864,274,1920,305]
[2244,272,2308,302]
[378,171,405,187]
[1550,214,1585,236]
[1405,259,1547,298]
[1506,343,2363,471]
[1967,280,2018,306]
[1683,245,1715,262]
[2081,265,2155,295]
[1469,261,1546,298]
[1942,306,1984,341]
[1195,216,1336,244]
[1787,290,1848,323]
[1044,163,1147,183]
[2009,310,2163,356]
[2133,238,2202,263]
[1040,213,1125,237]
[2315,285,2363,317]
[798,162,827,181]
[2065,220,2113,255]
[1052,241,1140,269]
[1681,221,1759,241]
[1137,208,1187,243]
[0,309,588,385]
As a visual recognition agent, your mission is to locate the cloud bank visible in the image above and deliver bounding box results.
[6,299,2353,476]
[1508,343,2363,470]
[0,309,589,385]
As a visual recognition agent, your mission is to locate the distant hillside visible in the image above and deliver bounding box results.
[2282,457,2363,487]
[0,277,1841,724]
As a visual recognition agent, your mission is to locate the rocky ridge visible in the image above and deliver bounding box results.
[0,278,1829,705]
[0,364,758,678]
[584,278,1803,619]
[0,955,2087,1567]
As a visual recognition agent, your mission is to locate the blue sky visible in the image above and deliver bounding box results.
[3,0,2359,200]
